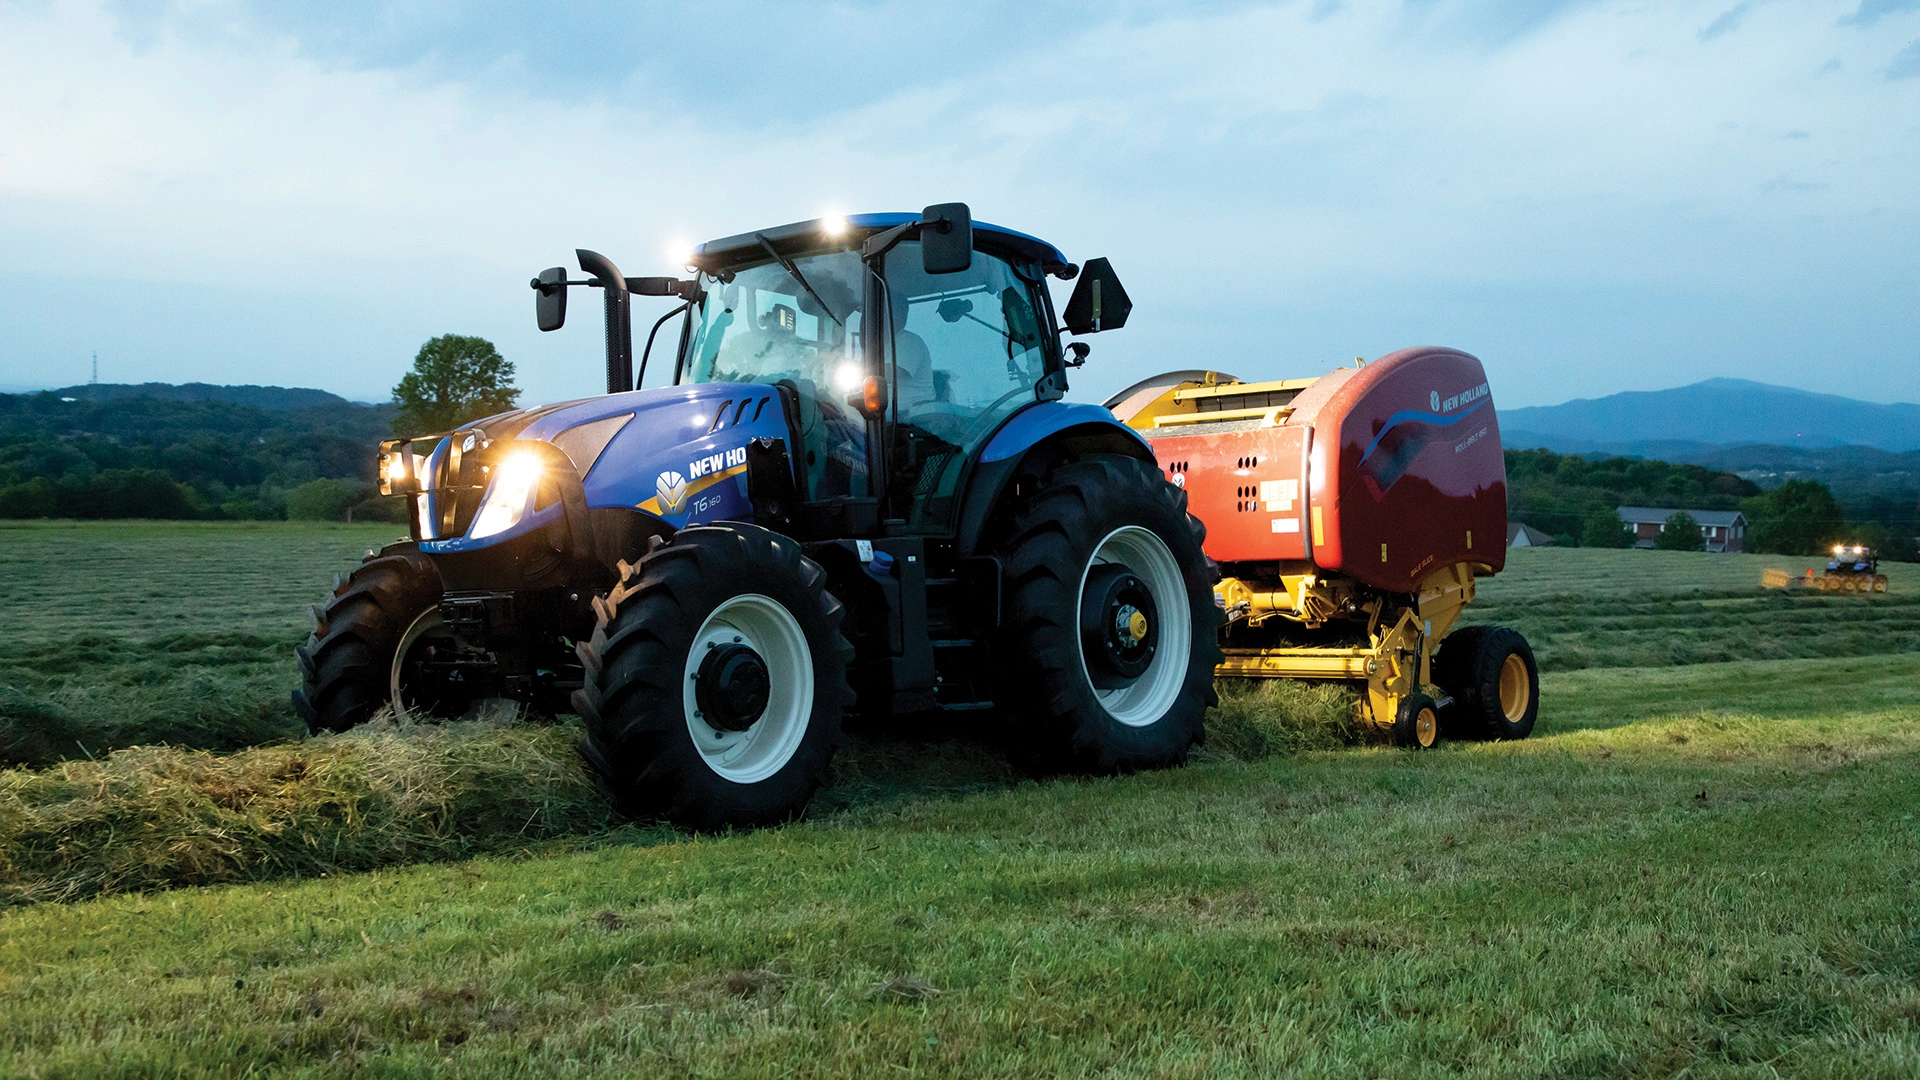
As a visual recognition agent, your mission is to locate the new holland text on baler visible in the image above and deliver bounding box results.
[1109,354,1539,747]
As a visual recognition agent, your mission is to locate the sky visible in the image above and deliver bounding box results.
[0,0,1916,409]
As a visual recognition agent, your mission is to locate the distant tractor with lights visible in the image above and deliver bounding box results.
[295,205,1221,830]
[1763,545,1889,593]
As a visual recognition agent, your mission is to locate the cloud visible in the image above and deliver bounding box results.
[1699,2,1757,43]
[1891,39,1920,77]
[1,0,1917,409]
[1837,0,1920,28]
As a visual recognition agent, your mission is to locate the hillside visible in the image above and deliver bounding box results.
[47,382,364,410]
[0,387,398,520]
[1502,378,1920,453]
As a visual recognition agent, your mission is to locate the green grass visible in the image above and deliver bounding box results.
[1468,547,1920,671]
[0,520,401,765]
[1,526,1918,1076]
[2,657,1916,1077]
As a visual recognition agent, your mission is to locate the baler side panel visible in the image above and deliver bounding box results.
[1314,348,1507,592]
[1151,425,1309,563]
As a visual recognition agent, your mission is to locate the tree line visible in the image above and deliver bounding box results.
[0,335,516,523]
[1507,447,1917,560]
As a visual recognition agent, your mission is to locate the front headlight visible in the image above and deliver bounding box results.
[469,452,544,539]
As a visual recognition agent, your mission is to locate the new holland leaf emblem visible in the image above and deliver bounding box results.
[656,470,689,514]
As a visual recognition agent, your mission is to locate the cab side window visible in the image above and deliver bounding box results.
[885,243,1052,530]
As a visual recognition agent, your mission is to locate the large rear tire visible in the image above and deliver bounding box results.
[1433,624,1538,740]
[573,524,853,831]
[993,455,1221,774]
[294,546,443,733]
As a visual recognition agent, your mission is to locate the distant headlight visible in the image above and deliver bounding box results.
[469,452,544,539]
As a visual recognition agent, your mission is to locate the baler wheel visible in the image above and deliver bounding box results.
[572,523,853,831]
[293,544,442,732]
[993,454,1221,774]
[1433,625,1538,741]
[1391,692,1441,748]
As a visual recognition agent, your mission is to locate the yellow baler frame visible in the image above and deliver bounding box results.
[1214,562,1481,731]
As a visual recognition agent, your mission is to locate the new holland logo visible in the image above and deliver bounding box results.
[1430,390,1441,411]
[656,470,689,515]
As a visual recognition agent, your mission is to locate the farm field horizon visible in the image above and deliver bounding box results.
[2,522,1917,1076]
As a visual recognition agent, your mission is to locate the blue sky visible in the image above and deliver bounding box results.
[0,0,1915,408]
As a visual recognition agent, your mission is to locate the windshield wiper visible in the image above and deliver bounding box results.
[755,234,843,327]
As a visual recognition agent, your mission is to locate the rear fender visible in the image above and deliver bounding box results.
[954,404,1157,556]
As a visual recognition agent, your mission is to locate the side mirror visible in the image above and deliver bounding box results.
[920,202,972,275]
[1061,257,1131,335]
[533,267,567,332]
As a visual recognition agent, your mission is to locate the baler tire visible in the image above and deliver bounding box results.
[992,454,1222,775]
[1390,691,1441,749]
[293,544,443,733]
[572,523,853,832]
[1435,625,1538,741]
[1431,626,1488,739]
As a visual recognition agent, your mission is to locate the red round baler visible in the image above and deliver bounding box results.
[1108,347,1537,746]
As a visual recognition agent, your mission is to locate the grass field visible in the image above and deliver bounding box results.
[0,520,399,766]
[2,524,1917,1077]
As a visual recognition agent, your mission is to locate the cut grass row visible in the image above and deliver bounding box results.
[3,654,1915,1077]
[4,525,1915,769]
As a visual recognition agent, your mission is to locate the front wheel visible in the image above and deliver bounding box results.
[573,524,853,831]
[994,455,1221,774]
[295,546,442,732]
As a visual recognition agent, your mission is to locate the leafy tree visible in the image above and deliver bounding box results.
[1655,511,1705,551]
[0,477,57,518]
[1742,479,1846,555]
[1581,507,1634,548]
[286,478,370,521]
[391,335,519,436]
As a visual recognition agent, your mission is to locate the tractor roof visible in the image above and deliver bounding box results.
[692,213,1071,274]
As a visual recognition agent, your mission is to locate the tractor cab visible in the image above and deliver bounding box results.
[527,205,1131,543]
[1827,545,1877,575]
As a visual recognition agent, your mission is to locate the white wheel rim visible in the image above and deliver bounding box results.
[1076,525,1192,727]
[391,608,446,723]
[683,594,814,783]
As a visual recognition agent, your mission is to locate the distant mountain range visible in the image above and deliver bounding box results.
[1501,378,1920,455]
[40,382,363,411]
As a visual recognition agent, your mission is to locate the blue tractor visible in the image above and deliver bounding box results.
[297,205,1220,829]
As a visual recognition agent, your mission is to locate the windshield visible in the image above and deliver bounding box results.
[683,250,865,392]
[681,250,870,499]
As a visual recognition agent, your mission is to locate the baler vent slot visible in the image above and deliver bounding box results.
[1194,388,1298,412]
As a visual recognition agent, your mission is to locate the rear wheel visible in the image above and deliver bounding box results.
[573,524,853,831]
[1433,625,1538,740]
[295,546,442,732]
[994,455,1221,774]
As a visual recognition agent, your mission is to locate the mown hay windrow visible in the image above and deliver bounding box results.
[0,718,615,907]
[1206,679,1365,759]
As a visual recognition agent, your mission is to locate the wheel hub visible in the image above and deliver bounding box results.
[1081,564,1159,686]
[695,642,771,731]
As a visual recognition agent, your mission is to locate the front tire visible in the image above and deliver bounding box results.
[573,524,853,831]
[994,455,1221,774]
[294,546,443,732]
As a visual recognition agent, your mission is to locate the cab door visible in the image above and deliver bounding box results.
[881,242,1055,533]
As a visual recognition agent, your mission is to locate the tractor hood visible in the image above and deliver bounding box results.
[414,382,793,554]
